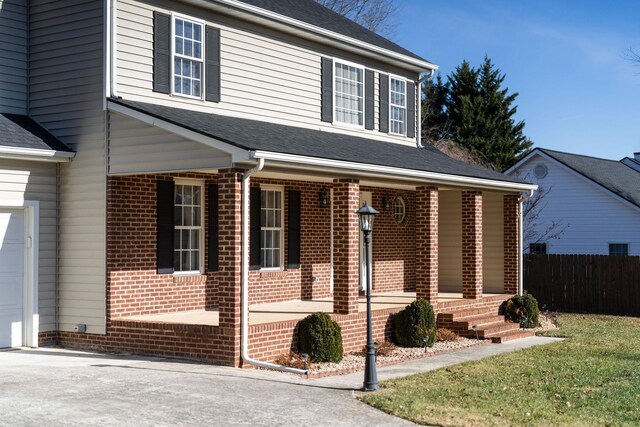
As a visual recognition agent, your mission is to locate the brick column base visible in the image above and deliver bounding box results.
[462,191,483,299]
[416,186,439,302]
[504,194,520,294]
[332,179,360,315]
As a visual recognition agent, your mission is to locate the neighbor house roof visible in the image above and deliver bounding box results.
[231,0,430,63]
[109,98,526,185]
[536,148,640,208]
[0,114,73,162]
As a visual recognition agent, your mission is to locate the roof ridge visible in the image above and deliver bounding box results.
[539,147,622,164]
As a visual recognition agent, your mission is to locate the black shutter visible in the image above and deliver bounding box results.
[205,26,221,102]
[321,57,333,122]
[208,184,219,272]
[379,73,389,133]
[364,69,375,130]
[153,12,171,94]
[287,190,301,269]
[156,180,174,274]
[249,187,261,270]
[406,82,416,138]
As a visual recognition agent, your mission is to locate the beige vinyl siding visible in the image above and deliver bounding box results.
[115,0,418,146]
[108,112,232,175]
[438,190,462,292]
[0,159,57,331]
[0,0,28,114]
[482,192,504,293]
[29,0,106,334]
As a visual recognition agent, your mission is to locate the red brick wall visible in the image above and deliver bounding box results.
[503,195,520,294]
[107,173,220,319]
[365,187,417,293]
[415,186,438,301]
[462,191,483,299]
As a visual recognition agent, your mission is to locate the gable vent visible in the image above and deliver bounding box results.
[533,164,548,179]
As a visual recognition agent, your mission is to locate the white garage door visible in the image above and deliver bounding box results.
[0,209,25,348]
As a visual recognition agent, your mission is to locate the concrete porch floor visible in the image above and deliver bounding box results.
[122,291,507,327]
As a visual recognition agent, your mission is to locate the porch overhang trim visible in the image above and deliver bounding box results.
[251,150,538,193]
[107,100,252,163]
[0,146,75,162]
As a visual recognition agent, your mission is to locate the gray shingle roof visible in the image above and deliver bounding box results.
[539,148,640,208]
[0,114,71,152]
[111,98,525,185]
[230,0,430,63]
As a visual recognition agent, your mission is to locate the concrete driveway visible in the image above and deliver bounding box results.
[0,348,411,427]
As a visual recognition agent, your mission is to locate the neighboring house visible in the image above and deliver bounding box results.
[507,148,640,256]
[0,0,536,365]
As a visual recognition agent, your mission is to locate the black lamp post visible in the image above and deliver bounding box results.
[357,202,379,391]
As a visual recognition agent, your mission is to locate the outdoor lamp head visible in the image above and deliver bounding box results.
[356,202,379,233]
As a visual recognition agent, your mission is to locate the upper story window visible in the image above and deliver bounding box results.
[389,77,406,135]
[609,243,629,256]
[173,16,204,99]
[174,181,204,273]
[334,61,364,127]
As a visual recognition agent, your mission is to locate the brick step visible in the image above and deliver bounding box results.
[438,306,499,320]
[452,317,506,333]
[489,329,535,343]
[453,313,505,324]
[478,322,523,338]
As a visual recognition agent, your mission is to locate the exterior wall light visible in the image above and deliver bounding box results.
[318,191,330,208]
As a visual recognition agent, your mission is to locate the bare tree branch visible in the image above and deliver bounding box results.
[315,0,401,37]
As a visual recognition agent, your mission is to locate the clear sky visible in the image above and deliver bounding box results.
[394,0,640,160]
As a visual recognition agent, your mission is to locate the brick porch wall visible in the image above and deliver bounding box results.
[415,186,438,301]
[107,174,220,318]
[503,195,520,294]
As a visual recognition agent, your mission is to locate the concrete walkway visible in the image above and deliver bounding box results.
[0,337,561,426]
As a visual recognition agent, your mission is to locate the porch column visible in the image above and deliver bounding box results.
[416,186,439,302]
[462,190,483,299]
[217,168,243,366]
[503,194,520,295]
[332,178,360,315]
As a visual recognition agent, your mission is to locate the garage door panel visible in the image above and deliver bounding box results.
[0,209,24,348]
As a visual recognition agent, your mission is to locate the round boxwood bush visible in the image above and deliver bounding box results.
[298,312,343,363]
[394,299,437,348]
[500,293,540,328]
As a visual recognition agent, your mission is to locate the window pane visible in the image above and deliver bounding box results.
[194,42,201,59]
[174,206,183,226]
[194,24,201,41]
[185,21,193,38]
[176,19,184,37]
[175,39,183,55]
[182,251,189,271]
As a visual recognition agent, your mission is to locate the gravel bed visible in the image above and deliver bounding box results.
[306,337,487,377]
[534,313,560,333]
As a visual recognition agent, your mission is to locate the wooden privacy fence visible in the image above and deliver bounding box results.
[524,254,640,316]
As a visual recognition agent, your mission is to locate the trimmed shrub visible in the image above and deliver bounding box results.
[394,299,437,347]
[298,312,343,363]
[500,293,540,328]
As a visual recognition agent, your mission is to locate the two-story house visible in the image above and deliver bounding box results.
[0,0,536,367]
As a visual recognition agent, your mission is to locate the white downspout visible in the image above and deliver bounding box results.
[241,158,307,375]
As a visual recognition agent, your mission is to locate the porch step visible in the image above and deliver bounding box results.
[439,306,500,321]
[489,329,535,343]
[477,321,522,338]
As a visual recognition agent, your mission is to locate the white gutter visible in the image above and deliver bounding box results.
[251,151,538,193]
[241,158,307,375]
[0,147,75,163]
[212,0,437,72]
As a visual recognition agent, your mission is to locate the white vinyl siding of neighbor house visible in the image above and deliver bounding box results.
[482,192,504,293]
[115,0,416,146]
[512,154,640,255]
[29,0,107,334]
[0,159,58,332]
[0,0,28,114]
[438,190,462,292]
[107,112,232,175]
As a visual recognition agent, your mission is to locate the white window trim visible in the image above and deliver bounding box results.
[170,12,206,101]
[332,57,366,130]
[393,196,406,224]
[173,179,205,275]
[388,74,408,137]
[260,184,285,271]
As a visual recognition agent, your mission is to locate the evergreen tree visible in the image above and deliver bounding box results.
[421,74,450,142]
[421,56,532,170]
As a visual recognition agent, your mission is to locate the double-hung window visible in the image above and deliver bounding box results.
[173,16,204,98]
[261,187,284,269]
[609,243,629,256]
[389,77,407,135]
[334,61,364,126]
[174,182,204,273]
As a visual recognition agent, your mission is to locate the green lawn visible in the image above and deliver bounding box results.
[361,314,640,426]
